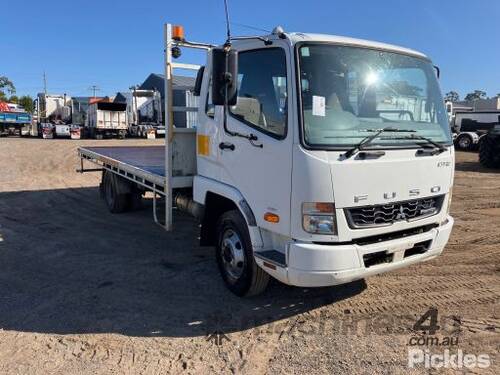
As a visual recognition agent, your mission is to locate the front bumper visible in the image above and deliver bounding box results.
[279,216,453,287]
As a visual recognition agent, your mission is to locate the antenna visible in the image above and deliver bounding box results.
[88,85,101,98]
[223,0,232,44]
[230,22,270,33]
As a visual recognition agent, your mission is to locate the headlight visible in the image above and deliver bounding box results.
[302,202,337,235]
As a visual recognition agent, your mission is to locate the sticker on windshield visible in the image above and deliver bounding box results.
[312,95,325,117]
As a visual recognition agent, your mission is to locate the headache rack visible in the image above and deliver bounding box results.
[78,24,214,231]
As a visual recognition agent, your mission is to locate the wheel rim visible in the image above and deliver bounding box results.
[220,229,245,283]
[459,137,470,148]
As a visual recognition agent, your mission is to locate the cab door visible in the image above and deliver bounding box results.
[219,41,293,237]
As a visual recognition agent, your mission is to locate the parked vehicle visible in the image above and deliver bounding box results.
[479,125,500,168]
[36,93,73,138]
[452,111,500,151]
[0,103,32,136]
[122,89,164,138]
[0,113,32,136]
[78,24,454,297]
[86,101,128,139]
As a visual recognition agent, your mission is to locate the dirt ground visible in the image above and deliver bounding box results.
[0,137,498,374]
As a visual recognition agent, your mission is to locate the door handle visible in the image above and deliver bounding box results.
[219,142,235,151]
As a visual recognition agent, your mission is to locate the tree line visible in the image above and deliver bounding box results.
[444,90,500,103]
[0,76,34,113]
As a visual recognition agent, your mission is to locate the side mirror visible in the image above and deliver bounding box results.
[211,48,238,106]
[193,66,205,96]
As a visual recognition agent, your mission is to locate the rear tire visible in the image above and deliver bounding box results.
[102,172,129,213]
[479,133,500,168]
[215,210,269,297]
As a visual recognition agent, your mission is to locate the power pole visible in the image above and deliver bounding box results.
[43,71,47,96]
[89,85,100,98]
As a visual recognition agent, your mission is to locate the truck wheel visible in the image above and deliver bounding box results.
[103,172,129,213]
[456,134,472,150]
[96,132,103,140]
[479,134,500,168]
[215,210,269,297]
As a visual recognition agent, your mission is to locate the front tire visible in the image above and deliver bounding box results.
[215,210,269,297]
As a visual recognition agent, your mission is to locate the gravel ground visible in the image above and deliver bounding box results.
[0,138,498,374]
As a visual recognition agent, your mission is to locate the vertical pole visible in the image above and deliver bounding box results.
[43,71,47,96]
[163,24,173,231]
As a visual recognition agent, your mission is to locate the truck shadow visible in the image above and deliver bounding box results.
[0,187,366,338]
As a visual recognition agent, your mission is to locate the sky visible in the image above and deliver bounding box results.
[1,0,499,100]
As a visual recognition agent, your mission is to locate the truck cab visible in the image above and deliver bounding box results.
[194,29,454,295]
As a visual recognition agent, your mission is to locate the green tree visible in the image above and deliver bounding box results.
[0,76,16,95]
[444,91,460,102]
[464,90,487,101]
[9,95,19,104]
[18,95,34,113]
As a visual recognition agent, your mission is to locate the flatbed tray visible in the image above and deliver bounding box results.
[79,145,194,192]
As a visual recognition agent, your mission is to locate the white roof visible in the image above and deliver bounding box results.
[284,32,428,60]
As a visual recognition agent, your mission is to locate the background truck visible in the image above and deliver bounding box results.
[452,111,500,151]
[36,93,73,138]
[85,100,128,139]
[0,102,32,136]
[78,24,454,297]
[118,89,164,138]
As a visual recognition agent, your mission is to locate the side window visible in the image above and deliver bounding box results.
[206,79,214,118]
[230,48,287,138]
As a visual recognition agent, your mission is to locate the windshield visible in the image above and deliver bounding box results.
[298,44,452,148]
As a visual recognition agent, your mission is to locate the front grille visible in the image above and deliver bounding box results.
[345,195,445,229]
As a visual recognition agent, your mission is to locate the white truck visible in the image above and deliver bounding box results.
[124,89,164,138]
[86,101,128,139]
[452,111,500,151]
[36,93,73,138]
[78,24,454,296]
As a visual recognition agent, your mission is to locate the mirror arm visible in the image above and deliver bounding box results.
[230,35,273,46]
[433,65,440,79]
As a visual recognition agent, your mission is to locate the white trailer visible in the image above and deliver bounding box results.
[78,24,454,297]
[86,101,128,139]
[125,89,164,138]
[453,111,500,150]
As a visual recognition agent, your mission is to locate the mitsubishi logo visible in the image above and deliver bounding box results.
[395,206,407,220]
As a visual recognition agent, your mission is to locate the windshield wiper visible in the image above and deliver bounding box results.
[342,127,416,159]
[396,134,447,155]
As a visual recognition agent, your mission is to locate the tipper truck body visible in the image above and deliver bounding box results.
[86,101,128,139]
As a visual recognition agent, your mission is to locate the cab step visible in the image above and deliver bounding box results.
[254,250,286,268]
